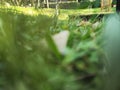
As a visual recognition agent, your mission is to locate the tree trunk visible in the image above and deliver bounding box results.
[55,0,59,16]
[35,0,40,9]
[116,0,120,12]
[76,0,78,2]
[101,0,112,11]
[46,0,49,8]
[14,0,19,6]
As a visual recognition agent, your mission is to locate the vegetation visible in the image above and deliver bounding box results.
[0,0,113,9]
[0,0,120,90]
[0,6,106,90]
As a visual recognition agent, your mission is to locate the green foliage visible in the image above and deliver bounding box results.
[50,14,103,90]
[0,8,79,90]
[79,1,90,9]
[59,2,80,9]
[49,2,80,9]
[0,7,105,90]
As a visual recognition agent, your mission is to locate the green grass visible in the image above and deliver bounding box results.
[0,6,115,20]
[0,6,112,90]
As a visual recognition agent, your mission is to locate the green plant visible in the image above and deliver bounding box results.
[0,9,79,90]
[50,13,104,89]
[0,7,105,90]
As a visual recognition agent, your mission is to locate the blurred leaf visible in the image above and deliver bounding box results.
[46,33,62,60]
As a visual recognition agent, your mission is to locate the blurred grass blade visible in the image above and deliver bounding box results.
[46,33,62,60]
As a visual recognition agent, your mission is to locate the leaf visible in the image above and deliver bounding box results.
[62,48,80,65]
[46,33,62,60]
